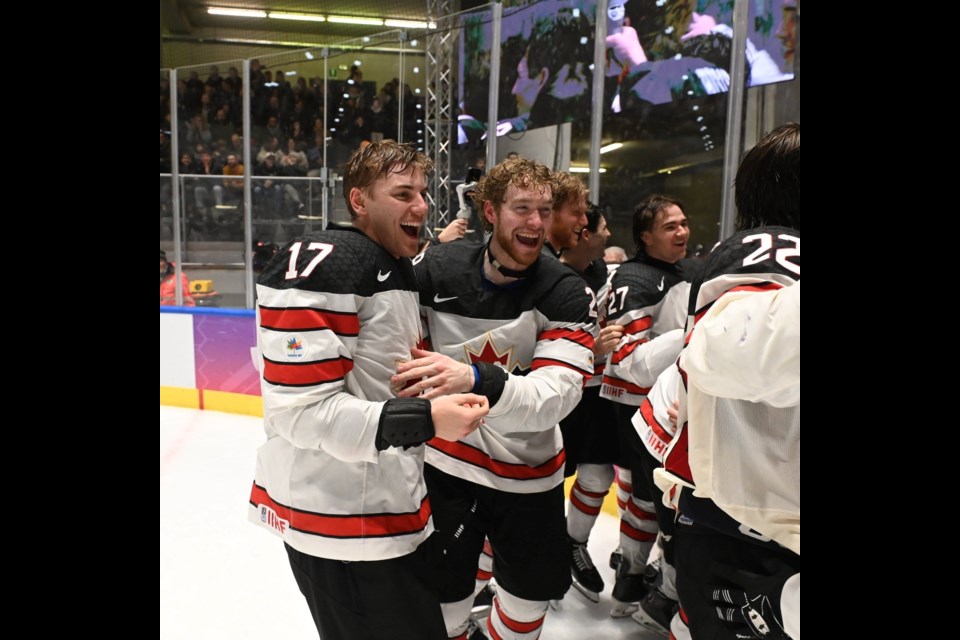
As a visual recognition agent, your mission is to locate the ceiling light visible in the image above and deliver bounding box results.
[385,19,431,29]
[208,7,266,18]
[304,51,314,60]
[269,12,325,22]
[328,16,384,26]
[569,167,606,173]
[599,142,623,154]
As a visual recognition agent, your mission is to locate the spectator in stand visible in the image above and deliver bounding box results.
[210,107,235,145]
[257,136,283,166]
[195,151,224,211]
[281,138,309,174]
[205,65,222,92]
[222,153,244,204]
[160,249,195,306]
[604,246,628,264]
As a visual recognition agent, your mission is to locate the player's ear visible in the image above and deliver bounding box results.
[483,201,497,226]
[349,187,366,215]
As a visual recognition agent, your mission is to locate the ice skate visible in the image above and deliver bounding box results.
[569,536,604,603]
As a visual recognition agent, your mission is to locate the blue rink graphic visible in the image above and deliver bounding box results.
[160,406,664,639]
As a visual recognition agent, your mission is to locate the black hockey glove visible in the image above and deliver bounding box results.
[376,398,435,451]
[471,361,508,406]
[709,561,794,639]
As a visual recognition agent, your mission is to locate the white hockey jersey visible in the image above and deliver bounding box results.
[415,241,597,493]
[248,227,435,561]
[656,226,800,553]
[599,255,695,407]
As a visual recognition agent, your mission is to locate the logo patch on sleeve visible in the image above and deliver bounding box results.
[284,334,305,359]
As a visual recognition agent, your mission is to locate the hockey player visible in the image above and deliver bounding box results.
[390,157,597,640]
[656,122,800,640]
[599,194,698,617]
[544,171,589,257]
[247,140,489,640]
[556,203,625,603]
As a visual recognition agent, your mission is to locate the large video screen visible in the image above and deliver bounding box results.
[457,0,797,143]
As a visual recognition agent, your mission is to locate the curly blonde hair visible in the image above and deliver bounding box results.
[473,157,552,231]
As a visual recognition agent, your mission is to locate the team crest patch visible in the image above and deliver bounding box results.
[284,334,305,359]
[259,504,289,535]
[465,337,524,374]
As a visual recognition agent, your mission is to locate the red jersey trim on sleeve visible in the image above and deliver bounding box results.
[262,356,354,387]
[260,306,360,335]
[427,439,566,480]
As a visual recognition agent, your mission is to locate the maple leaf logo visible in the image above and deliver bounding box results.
[285,337,303,352]
[464,337,526,374]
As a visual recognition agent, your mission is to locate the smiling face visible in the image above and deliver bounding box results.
[549,195,588,251]
[485,183,553,270]
[584,214,611,260]
[350,164,428,258]
[642,204,689,263]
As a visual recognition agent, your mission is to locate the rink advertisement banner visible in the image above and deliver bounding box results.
[192,309,261,396]
[161,308,262,415]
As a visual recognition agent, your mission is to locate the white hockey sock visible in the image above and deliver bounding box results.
[488,588,548,640]
[567,464,615,542]
[441,596,474,639]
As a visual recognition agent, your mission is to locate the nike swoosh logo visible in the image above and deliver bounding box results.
[657,276,665,292]
[434,294,458,303]
[377,270,391,282]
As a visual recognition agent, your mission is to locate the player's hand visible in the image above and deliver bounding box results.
[681,12,717,41]
[667,399,679,428]
[392,348,476,399]
[431,394,489,441]
[593,323,624,357]
[606,26,647,71]
[438,218,468,243]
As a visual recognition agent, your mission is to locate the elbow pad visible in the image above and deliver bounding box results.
[376,398,435,451]
[473,362,508,406]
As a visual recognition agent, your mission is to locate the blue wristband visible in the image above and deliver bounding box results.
[470,364,482,393]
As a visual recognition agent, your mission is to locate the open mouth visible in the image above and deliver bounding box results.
[516,233,540,247]
[401,222,421,238]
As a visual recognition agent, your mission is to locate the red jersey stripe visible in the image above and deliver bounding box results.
[610,337,649,365]
[540,327,595,349]
[622,316,653,336]
[260,306,360,334]
[639,399,672,443]
[249,483,431,538]
[601,375,651,395]
[427,439,565,480]
[263,357,354,386]
[663,424,693,485]
[531,357,593,378]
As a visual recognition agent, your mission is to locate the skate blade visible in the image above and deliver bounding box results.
[570,580,600,603]
[631,608,670,637]
[609,602,639,618]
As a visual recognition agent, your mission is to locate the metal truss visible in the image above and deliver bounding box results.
[425,0,456,231]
